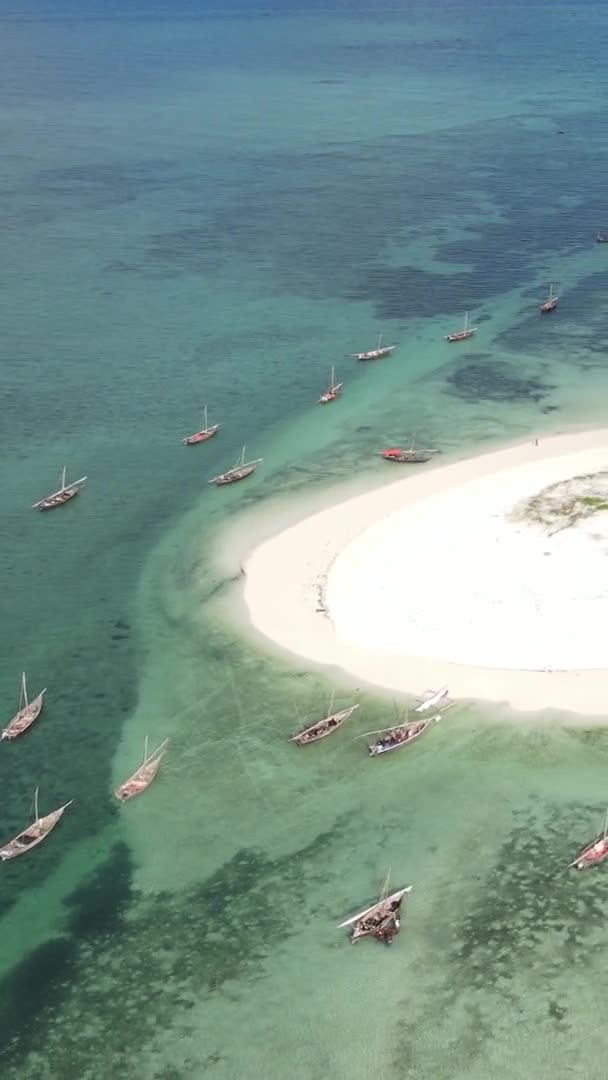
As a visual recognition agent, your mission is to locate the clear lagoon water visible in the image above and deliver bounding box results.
[2,1,608,1076]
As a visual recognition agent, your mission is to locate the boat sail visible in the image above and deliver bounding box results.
[182,404,220,445]
[1,673,46,741]
[338,870,412,944]
[378,433,439,464]
[318,366,343,404]
[352,332,396,362]
[114,737,168,802]
[32,467,87,511]
[569,809,608,870]
[289,697,359,746]
[539,283,559,313]
[445,312,477,342]
[208,446,262,486]
[0,789,72,860]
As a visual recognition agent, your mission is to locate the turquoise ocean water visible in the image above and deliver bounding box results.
[3,1,608,1076]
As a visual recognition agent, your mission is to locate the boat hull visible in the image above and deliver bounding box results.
[368,719,430,755]
[37,489,79,511]
[214,465,256,485]
[354,347,395,361]
[446,330,476,342]
[2,692,45,740]
[0,803,71,860]
[571,836,608,870]
[183,425,220,445]
[291,704,358,745]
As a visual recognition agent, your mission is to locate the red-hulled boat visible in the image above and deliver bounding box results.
[378,434,438,464]
[182,405,220,445]
[318,366,343,404]
[570,812,608,870]
[539,283,559,313]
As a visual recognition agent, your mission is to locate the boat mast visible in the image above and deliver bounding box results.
[20,672,28,710]
[464,312,469,332]
[34,787,39,824]
[377,332,383,349]
[203,404,208,431]
[380,867,391,902]
[60,466,67,492]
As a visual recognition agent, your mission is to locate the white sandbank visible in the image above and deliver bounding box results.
[243,430,608,716]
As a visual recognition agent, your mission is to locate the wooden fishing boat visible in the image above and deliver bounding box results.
[569,811,608,870]
[290,701,359,746]
[1,673,46,741]
[378,434,439,464]
[182,404,220,445]
[539,283,559,313]
[364,712,443,756]
[352,332,395,362]
[338,871,412,945]
[445,312,477,342]
[32,467,87,511]
[114,737,168,802]
[209,446,262,486]
[319,366,343,404]
[0,789,72,860]
[596,233,608,243]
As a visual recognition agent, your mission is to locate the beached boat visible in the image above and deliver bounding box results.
[539,283,559,313]
[378,434,439,464]
[182,404,220,445]
[364,712,442,756]
[32,467,87,511]
[596,233,608,243]
[319,366,343,404]
[445,312,477,342]
[338,871,412,945]
[569,811,608,870]
[352,332,395,362]
[0,789,72,861]
[2,673,46,741]
[289,700,359,746]
[114,737,168,802]
[209,446,262,487]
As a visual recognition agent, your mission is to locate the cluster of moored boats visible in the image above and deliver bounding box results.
[289,679,608,944]
[0,670,168,860]
[27,282,573,510]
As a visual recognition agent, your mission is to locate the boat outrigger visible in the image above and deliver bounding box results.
[569,810,608,870]
[182,404,220,445]
[378,434,439,465]
[2,673,46,741]
[114,737,168,802]
[290,699,359,746]
[209,446,262,486]
[539,283,559,313]
[0,789,72,861]
[414,686,449,713]
[338,871,412,945]
[319,366,343,404]
[445,312,477,342]
[352,332,395,362]
[32,467,86,511]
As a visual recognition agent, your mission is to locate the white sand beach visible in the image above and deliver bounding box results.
[243,430,608,716]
